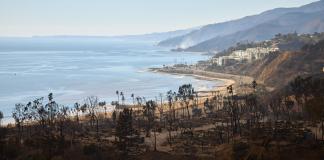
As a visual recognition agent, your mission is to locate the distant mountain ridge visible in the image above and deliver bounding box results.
[28,27,199,43]
[158,0,324,52]
[110,27,200,42]
[185,10,324,52]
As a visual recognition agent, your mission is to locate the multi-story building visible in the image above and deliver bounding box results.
[212,47,279,66]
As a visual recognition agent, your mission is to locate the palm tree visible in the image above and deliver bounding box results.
[120,92,125,105]
[131,93,135,106]
[116,90,120,104]
[74,102,80,124]
[0,111,3,127]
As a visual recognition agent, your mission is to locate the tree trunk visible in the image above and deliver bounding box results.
[321,119,323,140]
[96,119,99,141]
[187,106,190,119]
[168,128,172,147]
[154,130,157,151]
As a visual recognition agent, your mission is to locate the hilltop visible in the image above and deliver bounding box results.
[158,0,324,52]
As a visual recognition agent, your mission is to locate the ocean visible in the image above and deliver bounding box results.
[0,37,222,123]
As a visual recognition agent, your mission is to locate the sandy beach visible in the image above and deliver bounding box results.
[150,67,254,95]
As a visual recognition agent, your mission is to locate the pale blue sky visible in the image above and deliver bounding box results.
[0,0,319,36]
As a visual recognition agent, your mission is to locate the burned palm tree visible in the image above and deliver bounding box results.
[131,93,135,106]
[116,90,120,105]
[0,111,3,127]
[120,92,125,105]
[74,102,80,124]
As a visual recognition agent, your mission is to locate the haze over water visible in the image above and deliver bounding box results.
[0,38,222,122]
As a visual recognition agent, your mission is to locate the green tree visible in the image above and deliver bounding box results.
[116,108,135,154]
[178,84,195,119]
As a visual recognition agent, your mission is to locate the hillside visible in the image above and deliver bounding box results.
[158,0,324,51]
[253,41,323,88]
[186,11,324,52]
[206,35,324,88]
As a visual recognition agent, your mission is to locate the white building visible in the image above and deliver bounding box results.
[212,47,279,66]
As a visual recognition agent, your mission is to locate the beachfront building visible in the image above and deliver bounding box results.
[212,47,279,66]
[212,56,242,66]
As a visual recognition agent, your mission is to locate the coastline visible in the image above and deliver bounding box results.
[149,67,254,95]
[2,67,252,126]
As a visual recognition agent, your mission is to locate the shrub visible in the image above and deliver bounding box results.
[83,144,99,156]
[232,142,249,160]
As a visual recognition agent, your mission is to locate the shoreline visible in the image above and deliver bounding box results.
[1,68,251,126]
[149,67,254,94]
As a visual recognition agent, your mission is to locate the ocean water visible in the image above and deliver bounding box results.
[0,37,222,123]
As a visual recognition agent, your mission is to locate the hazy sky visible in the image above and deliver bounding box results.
[0,0,319,37]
